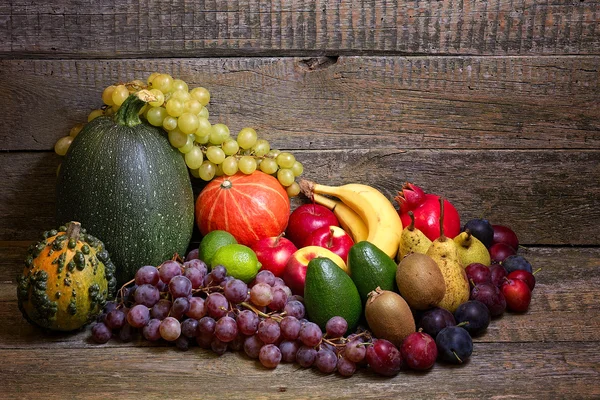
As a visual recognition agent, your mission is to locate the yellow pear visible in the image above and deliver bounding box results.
[426,198,470,313]
[454,230,491,267]
[398,211,432,261]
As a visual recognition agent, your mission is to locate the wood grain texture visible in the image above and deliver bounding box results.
[1,0,599,58]
[0,343,598,399]
[1,56,599,151]
[2,149,599,244]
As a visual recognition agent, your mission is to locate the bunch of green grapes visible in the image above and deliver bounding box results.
[53,73,303,197]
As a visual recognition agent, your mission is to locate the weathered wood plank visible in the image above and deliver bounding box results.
[0,343,598,399]
[1,56,598,151]
[1,149,599,244]
[1,0,599,57]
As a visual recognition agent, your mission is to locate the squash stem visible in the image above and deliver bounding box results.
[114,90,156,128]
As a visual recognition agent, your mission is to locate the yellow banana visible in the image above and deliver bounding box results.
[300,180,403,259]
[311,193,369,243]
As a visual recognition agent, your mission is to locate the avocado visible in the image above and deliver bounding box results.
[304,257,362,333]
[348,241,398,304]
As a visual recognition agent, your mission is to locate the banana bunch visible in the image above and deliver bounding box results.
[299,179,403,259]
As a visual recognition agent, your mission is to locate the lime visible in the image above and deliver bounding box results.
[211,244,262,283]
[198,230,237,266]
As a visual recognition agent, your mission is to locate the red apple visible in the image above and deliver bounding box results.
[285,204,339,248]
[281,246,348,296]
[251,235,298,277]
[501,278,532,312]
[303,225,354,263]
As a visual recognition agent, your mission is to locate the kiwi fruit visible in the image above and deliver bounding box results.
[396,253,446,310]
[365,288,415,347]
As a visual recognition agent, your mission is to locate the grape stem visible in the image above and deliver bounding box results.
[239,301,283,322]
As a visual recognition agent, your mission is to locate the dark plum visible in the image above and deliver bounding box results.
[365,339,403,377]
[502,255,533,274]
[400,331,437,370]
[463,219,494,248]
[507,270,536,291]
[418,307,456,339]
[470,283,506,317]
[492,225,519,250]
[465,263,492,287]
[454,300,491,336]
[489,264,507,287]
[436,326,473,364]
[489,243,516,263]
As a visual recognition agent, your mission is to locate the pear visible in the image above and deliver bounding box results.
[398,211,432,261]
[426,197,470,313]
[454,229,492,267]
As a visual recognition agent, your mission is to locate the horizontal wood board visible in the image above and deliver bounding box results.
[1,0,599,57]
[2,150,599,244]
[1,56,599,151]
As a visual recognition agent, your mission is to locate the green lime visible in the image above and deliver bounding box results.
[211,244,261,283]
[198,230,237,266]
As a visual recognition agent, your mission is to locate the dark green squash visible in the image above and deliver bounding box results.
[56,91,194,286]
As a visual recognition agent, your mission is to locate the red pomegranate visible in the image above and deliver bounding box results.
[195,171,291,246]
[395,183,461,241]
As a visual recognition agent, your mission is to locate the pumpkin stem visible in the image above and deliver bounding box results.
[114,90,156,128]
[65,221,81,241]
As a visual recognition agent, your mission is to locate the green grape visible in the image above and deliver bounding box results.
[252,139,270,157]
[147,72,160,84]
[166,98,184,117]
[168,128,188,148]
[238,156,257,174]
[146,106,168,127]
[236,127,258,149]
[196,117,212,136]
[190,166,201,179]
[209,123,230,145]
[88,109,104,122]
[148,89,165,107]
[259,158,278,174]
[286,182,301,197]
[69,123,85,138]
[222,156,239,176]
[102,85,116,106]
[191,87,211,106]
[276,152,296,169]
[163,116,178,131]
[222,139,240,156]
[178,135,195,153]
[178,113,199,135]
[129,79,146,90]
[198,161,216,181]
[206,146,226,164]
[172,79,189,93]
[171,89,191,103]
[267,149,281,159]
[185,145,204,169]
[198,107,209,119]
[184,99,202,115]
[291,161,304,177]
[277,168,295,187]
[195,132,210,144]
[152,74,173,93]
[215,163,224,177]
[54,136,73,156]
[112,85,129,106]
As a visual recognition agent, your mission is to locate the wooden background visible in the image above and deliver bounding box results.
[1,1,599,398]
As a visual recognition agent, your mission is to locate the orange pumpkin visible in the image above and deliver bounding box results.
[195,171,291,246]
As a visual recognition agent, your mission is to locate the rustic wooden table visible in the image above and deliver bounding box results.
[1,1,599,399]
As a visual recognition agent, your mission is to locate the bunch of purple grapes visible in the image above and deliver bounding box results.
[91,255,403,377]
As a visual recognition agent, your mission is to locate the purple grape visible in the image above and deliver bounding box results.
[151,299,172,320]
[185,248,200,261]
[103,301,118,314]
[237,310,259,336]
[211,338,228,355]
[344,339,366,363]
[135,265,160,286]
[243,335,264,359]
[181,318,199,338]
[215,316,238,343]
[159,260,182,284]
[337,356,357,377]
[296,346,317,368]
[176,335,190,351]
[159,317,181,341]
[280,316,301,340]
[198,316,216,335]
[298,322,322,347]
[273,277,286,287]
[143,318,162,341]
[134,284,161,307]
[186,297,207,319]
[196,332,213,349]
[169,275,193,299]
[210,265,227,283]
[223,279,249,303]
[105,309,126,330]
[325,316,348,338]
[91,322,112,344]
[279,340,300,362]
[230,334,246,351]
[254,270,275,286]
[267,287,288,311]
[184,265,206,289]
[284,300,305,319]
[259,344,282,368]
[171,297,190,319]
[118,322,135,342]
[257,318,281,344]
[315,348,337,373]
[127,304,150,328]
[206,292,229,319]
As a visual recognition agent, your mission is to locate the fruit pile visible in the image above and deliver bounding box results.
[53,73,304,196]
